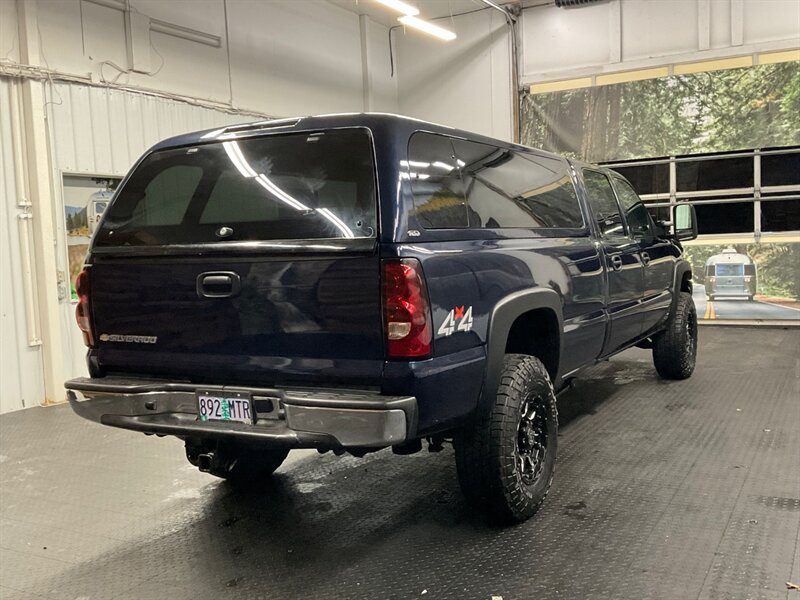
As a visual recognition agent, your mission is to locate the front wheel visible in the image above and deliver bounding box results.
[454,354,558,524]
[652,291,698,380]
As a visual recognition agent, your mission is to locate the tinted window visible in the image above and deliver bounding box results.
[452,139,583,229]
[130,165,202,226]
[95,129,376,246]
[612,177,654,239]
[582,170,625,238]
[407,133,470,229]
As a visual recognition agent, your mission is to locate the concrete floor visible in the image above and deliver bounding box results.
[0,327,798,600]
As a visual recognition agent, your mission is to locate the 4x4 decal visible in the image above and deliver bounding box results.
[438,305,473,336]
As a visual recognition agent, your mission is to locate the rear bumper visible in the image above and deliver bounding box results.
[65,377,416,449]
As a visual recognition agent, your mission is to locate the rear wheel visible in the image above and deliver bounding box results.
[454,354,558,524]
[185,440,289,485]
[652,291,697,380]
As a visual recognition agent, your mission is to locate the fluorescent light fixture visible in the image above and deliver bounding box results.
[400,160,430,168]
[432,161,455,172]
[374,0,419,16]
[398,15,456,41]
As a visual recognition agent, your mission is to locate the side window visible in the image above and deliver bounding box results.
[452,139,584,229]
[612,177,654,240]
[130,165,202,226]
[407,133,469,229]
[582,170,626,238]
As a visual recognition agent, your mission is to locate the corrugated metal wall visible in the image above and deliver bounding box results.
[0,77,46,413]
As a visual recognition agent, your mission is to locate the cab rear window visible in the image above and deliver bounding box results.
[94,129,377,246]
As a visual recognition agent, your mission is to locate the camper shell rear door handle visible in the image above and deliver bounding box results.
[196,272,241,298]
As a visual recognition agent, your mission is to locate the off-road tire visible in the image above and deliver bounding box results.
[652,291,697,380]
[186,440,289,485]
[454,354,558,524]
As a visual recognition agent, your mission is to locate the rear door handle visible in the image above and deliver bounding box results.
[609,254,623,271]
[196,272,241,298]
[641,252,651,266]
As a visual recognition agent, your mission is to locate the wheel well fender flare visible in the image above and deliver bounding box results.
[482,288,564,401]
[672,260,693,313]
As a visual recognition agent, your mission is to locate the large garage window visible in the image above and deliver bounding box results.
[604,147,800,238]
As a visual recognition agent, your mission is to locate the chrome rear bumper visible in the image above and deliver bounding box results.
[65,377,416,448]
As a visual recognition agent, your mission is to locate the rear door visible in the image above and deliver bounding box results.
[581,169,645,355]
[89,128,385,387]
[610,174,675,335]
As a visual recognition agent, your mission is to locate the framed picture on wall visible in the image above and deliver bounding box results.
[63,174,121,301]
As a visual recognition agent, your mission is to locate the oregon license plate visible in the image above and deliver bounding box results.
[196,390,253,424]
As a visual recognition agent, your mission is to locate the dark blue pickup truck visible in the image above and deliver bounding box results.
[66,114,698,523]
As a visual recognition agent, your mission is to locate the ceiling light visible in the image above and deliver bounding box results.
[398,15,457,41]
[374,0,419,16]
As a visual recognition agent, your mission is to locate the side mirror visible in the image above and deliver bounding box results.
[673,204,698,241]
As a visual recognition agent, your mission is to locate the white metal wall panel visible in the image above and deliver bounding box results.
[520,0,800,82]
[45,82,246,383]
[0,77,46,413]
[621,0,700,61]
[743,0,800,45]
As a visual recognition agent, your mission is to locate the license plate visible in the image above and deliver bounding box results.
[196,390,253,424]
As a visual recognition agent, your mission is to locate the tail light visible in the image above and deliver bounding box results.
[383,258,432,358]
[708,276,716,284]
[744,275,752,283]
[75,268,95,347]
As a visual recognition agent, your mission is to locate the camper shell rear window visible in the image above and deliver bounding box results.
[94,129,377,247]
